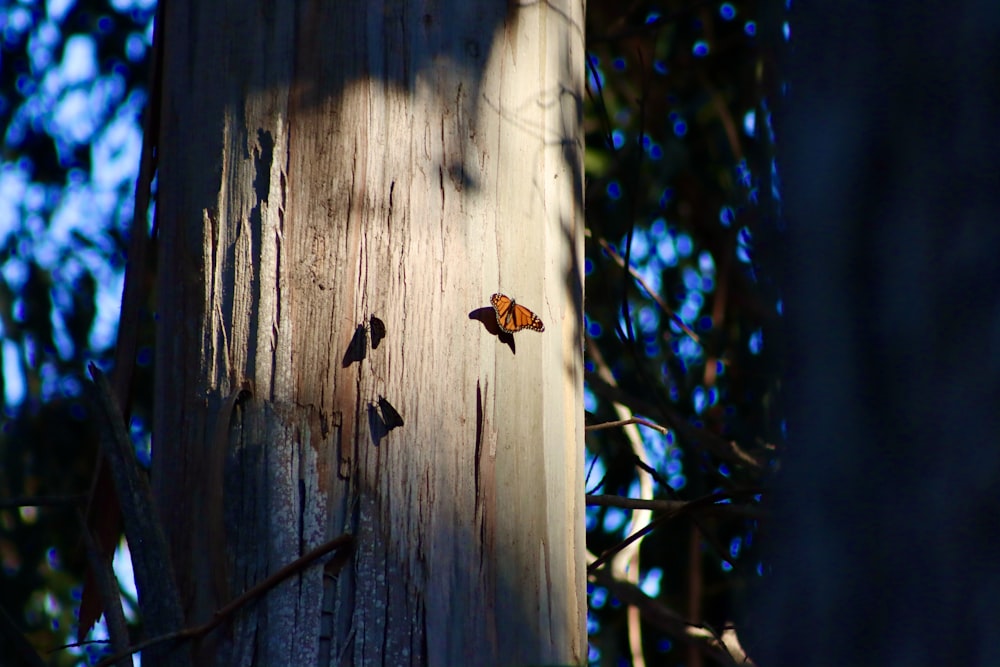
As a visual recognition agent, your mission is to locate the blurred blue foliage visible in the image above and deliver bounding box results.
[0,0,155,663]
[585,0,777,663]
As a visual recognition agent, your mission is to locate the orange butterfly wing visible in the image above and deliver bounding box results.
[490,293,545,333]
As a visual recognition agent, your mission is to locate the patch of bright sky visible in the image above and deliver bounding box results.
[611,128,625,149]
[641,423,667,461]
[679,289,703,323]
[657,235,677,266]
[585,315,602,338]
[693,385,707,414]
[50,308,74,360]
[675,232,693,256]
[3,339,24,406]
[681,265,701,291]
[113,537,139,618]
[602,506,627,533]
[60,34,98,83]
[673,335,702,364]
[637,304,659,334]
[2,7,34,43]
[91,269,125,349]
[698,249,715,277]
[629,226,651,260]
[590,586,607,610]
[584,446,605,488]
[28,20,60,72]
[736,226,752,263]
[640,567,663,597]
[720,205,735,227]
[0,258,26,295]
[47,0,74,22]
[0,163,30,237]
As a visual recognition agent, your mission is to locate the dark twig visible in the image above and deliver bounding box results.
[585,416,668,434]
[93,534,355,667]
[588,488,763,574]
[0,494,85,509]
[586,494,765,519]
[585,372,765,471]
[630,456,762,570]
[594,234,701,343]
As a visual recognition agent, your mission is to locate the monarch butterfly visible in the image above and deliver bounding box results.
[490,293,545,333]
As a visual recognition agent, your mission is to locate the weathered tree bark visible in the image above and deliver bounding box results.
[154,2,585,666]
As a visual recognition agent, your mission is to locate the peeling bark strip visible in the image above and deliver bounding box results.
[79,0,165,640]
[89,365,189,667]
[156,1,585,665]
[204,383,253,612]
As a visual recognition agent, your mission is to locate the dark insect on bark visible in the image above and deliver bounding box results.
[370,315,386,349]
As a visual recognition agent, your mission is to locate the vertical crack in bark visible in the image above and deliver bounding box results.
[272,166,286,395]
[474,380,484,519]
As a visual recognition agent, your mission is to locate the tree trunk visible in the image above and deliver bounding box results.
[154,2,585,665]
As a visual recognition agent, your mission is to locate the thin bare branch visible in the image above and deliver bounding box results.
[588,488,763,574]
[585,416,669,434]
[587,494,765,519]
[92,533,354,667]
[593,233,701,343]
